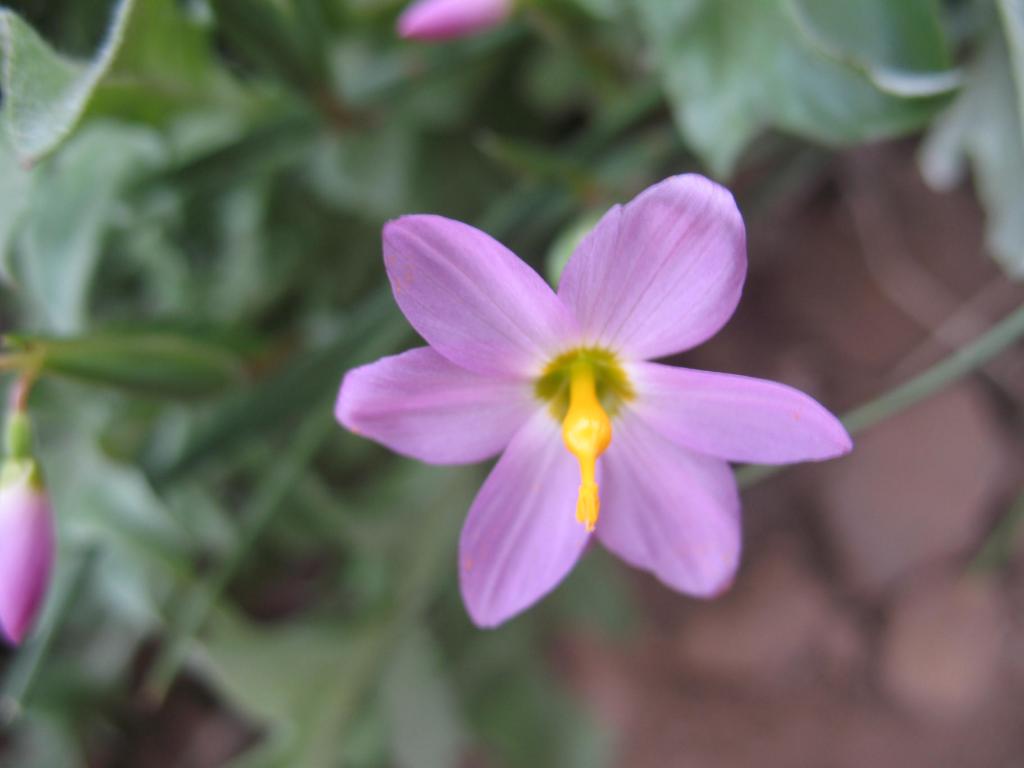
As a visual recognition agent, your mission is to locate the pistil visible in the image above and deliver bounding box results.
[561,363,612,532]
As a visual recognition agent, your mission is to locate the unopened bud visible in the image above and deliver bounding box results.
[0,460,55,645]
[397,0,513,41]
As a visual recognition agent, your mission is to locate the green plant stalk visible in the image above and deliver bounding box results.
[971,490,1024,572]
[144,409,335,702]
[737,303,1024,488]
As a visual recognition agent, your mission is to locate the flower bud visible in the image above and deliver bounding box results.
[0,460,55,645]
[397,0,513,41]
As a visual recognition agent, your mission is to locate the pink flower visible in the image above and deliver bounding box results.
[397,0,513,41]
[336,175,851,628]
[0,460,55,644]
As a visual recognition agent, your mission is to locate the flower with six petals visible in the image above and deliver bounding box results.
[336,174,852,628]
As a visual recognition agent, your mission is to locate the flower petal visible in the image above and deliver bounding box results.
[384,215,577,376]
[336,347,533,465]
[558,174,746,360]
[596,412,740,597]
[629,362,852,464]
[459,410,590,627]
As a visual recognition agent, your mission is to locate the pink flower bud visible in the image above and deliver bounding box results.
[0,463,55,645]
[397,0,513,41]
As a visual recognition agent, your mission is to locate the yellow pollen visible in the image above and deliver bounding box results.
[561,363,612,533]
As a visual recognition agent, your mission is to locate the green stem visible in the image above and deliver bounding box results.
[144,410,334,702]
[737,304,1024,489]
[971,491,1024,572]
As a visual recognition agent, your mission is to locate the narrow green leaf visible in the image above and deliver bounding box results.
[142,114,317,199]
[209,0,327,91]
[478,133,596,194]
[972,490,1024,571]
[6,328,248,399]
[154,289,406,480]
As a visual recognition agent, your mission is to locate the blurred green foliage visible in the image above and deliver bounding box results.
[0,0,1021,766]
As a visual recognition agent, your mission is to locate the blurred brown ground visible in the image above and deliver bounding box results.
[561,140,1024,768]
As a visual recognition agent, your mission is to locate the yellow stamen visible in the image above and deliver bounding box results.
[561,363,612,533]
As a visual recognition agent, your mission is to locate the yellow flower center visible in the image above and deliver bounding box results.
[535,348,634,532]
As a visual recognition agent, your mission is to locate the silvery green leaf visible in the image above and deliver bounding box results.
[16,123,164,332]
[920,34,1024,276]
[0,0,135,164]
[1,0,228,165]
[790,0,960,97]
[0,134,31,281]
[998,0,1024,130]
[637,0,953,176]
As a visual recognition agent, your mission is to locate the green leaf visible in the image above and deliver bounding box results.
[1,0,229,165]
[154,289,406,480]
[87,0,234,126]
[637,0,954,175]
[6,327,248,399]
[547,549,639,639]
[790,0,960,97]
[920,32,1024,276]
[384,629,467,768]
[0,716,80,768]
[0,133,31,280]
[999,0,1024,130]
[209,0,327,91]
[464,631,614,768]
[183,611,371,765]
[304,125,418,219]
[571,0,622,19]
[198,612,362,730]
[15,123,164,332]
[0,0,134,164]
[546,211,603,286]
[37,411,192,628]
[478,133,596,194]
